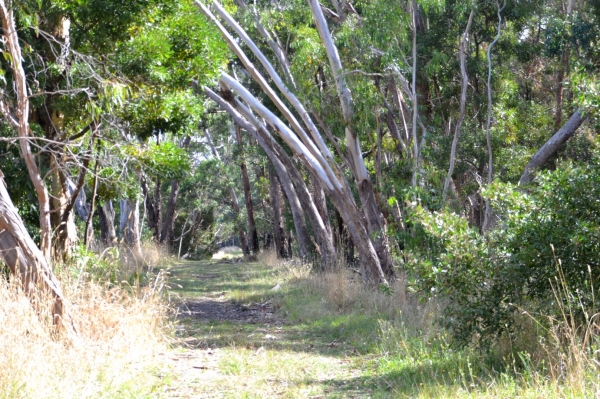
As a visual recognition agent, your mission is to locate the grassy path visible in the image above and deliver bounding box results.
[163,258,373,398]
[155,256,599,398]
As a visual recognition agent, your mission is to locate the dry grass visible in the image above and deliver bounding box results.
[259,250,600,398]
[0,250,171,399]
[261,250,437,335]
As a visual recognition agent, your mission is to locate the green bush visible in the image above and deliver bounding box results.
[404,156,600,346]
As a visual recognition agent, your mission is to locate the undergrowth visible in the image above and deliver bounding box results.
[0,243,172,399]
[261,250,600,398]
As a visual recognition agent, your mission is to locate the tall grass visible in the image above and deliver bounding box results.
[0,244,171,399]
[261,250,600,398]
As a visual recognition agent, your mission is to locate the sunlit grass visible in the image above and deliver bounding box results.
[166,251,600,398]
[211,246,244,260]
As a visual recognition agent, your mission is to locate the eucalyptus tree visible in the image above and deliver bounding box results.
[197,0,399,283]
[0,0,66,324]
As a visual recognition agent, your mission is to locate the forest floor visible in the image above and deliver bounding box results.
[160,256,373,398]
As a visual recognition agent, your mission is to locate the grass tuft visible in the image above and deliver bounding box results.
[0,251,171,399]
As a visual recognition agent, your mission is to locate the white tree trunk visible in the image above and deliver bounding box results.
[308,0,395,278]
[443,10,474,202]
[197,2,390,284]
[483,2,505,231]
[206,84,386,283]
[203,87,334,267]
[0,1,53,260]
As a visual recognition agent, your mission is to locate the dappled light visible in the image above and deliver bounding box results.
[0,0,599,396]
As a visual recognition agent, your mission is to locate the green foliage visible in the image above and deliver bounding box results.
[68,245,121,283]
[126,140,191,180]
[405,154,600,346]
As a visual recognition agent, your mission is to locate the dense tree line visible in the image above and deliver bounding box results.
[0,0,598,343]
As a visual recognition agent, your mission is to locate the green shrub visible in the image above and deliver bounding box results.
[404,155,600,346]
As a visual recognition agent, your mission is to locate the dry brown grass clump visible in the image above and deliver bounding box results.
[260,249,439,334]
[0,271,169,399]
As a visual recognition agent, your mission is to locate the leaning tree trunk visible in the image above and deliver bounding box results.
[272,158,311,260]
[204,87,338,269]
[311,176,332,239]
[308,0,395,279]
[519,109,588,186]
[0,172,66,326]
[196,1,388,283]
[203,87,330,265]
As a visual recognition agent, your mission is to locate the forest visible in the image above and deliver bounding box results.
[0,0,599,396]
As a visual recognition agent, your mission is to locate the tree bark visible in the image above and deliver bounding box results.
[519,109,588,185]
[0,1,53,260]
[0,172,66,326]
[268,162,288,259]
[99,200,117,248]
[236,124,260,255]
[120,199,142,258]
